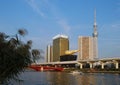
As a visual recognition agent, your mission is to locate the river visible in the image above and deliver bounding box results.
[9,71,120,85]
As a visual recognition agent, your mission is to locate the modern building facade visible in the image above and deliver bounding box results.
[46,45,53,62]
[52,34,69,62]
[78,36,94,60]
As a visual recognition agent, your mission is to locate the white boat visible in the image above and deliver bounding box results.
[70,70,83,75]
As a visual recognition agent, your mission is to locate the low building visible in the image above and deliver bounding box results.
[60,55,77,61]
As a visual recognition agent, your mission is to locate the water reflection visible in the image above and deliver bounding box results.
[75,74,96,85]
[10,71,120,85]
[46,72,75,85]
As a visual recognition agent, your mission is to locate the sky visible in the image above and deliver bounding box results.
[0,0,120,61]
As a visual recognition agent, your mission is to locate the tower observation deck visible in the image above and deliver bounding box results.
[92,9,98,59]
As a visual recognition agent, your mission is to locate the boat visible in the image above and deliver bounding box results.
[29,65,64,72]
[70,70,83,75]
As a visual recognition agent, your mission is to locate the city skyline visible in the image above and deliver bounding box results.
[0,0,120,61]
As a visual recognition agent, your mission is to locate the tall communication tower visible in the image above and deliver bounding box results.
[92,9,98,59]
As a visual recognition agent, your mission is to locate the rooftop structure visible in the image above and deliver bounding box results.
[52,34,68,40]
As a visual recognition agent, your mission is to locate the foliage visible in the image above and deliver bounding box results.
[0,29,32,83]
[32,49,44,64]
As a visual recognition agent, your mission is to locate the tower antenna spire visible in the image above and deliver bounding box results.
[94,8,97,26]
[93,8,98,37]
[93,9,98,59]
[93,9,97,33]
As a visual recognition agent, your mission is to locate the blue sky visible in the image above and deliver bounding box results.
[0,0,120,60]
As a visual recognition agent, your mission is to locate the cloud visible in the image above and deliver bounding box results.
[26,0,72,35]
[111,23,120,29]
[57,19,71,35]
[26,0,45,17]
[100,22,120,32]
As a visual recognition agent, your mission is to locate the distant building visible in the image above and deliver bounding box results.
[78,36,94,60]
[46,45,53,62]
[60,55,77,61]
[52,34,69,62]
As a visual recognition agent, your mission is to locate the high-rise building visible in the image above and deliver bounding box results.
[78,36,93,60]
[46,45,53,62]
[52,34,69,62]
[92,9,98,59]
[78,9,98,60]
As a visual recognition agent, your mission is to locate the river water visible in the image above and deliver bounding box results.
[10,71,120,85]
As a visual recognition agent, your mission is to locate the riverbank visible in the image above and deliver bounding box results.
[85,70,120,74]
[63,68,120,74]
[26,68,120,74]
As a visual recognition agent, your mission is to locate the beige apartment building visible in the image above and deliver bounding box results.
[78,36,94,60]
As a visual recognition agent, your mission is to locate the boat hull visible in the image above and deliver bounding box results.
[29,65,64,72]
